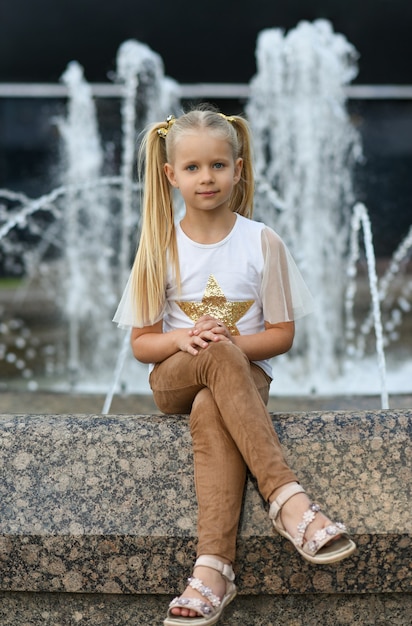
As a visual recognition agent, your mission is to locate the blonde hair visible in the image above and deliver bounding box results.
[130,106,255,326]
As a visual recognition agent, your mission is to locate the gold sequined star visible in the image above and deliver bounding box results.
[177,274,254,335]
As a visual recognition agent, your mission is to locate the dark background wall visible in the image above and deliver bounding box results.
[1,0,411,84]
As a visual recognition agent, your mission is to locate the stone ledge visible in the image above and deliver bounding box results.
[0,410,411,596]
[1,591,411,626]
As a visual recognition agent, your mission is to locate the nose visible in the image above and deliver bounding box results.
[199,167,214,183]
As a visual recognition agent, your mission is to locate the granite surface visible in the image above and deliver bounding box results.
[0,592,411,626]
[0,409,411,601]
[2,390,412,415]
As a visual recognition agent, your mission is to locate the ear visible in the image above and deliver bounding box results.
[233,158,243,184]
[164,163,178,187]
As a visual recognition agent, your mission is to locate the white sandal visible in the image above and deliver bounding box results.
[269,483,356,564]
[164,556,237,625]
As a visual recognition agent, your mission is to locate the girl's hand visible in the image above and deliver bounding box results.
[131,320,231,363]
[190,315,232,344]
[175,327,211,356]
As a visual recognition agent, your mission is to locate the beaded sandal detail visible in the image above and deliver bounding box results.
[269,483,356,564]
[164,556,237,625]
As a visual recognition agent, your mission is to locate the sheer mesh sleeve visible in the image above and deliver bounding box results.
[112,272,165,329]
[261,227,314,323]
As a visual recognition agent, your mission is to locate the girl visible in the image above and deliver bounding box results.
[113,106,356,626]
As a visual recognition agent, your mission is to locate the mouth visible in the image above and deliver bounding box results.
[197,190,218,196]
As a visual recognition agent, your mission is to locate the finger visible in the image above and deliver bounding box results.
[193,335,210,348]
[196,314,214,322]
[212,335,231,343]
[193,321,215,334]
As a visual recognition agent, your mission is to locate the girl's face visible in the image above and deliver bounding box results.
[164,129,242,216]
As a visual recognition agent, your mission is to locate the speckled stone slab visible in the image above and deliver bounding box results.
[0,591,411,626]
[0,410,411,601]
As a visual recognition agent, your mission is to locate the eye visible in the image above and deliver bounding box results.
[213,162,225,169]
[186,164,197,171]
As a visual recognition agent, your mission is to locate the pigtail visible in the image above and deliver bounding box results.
[130,122,179,326]
[228,116,254,219]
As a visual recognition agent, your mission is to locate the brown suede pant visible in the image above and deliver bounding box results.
[149,341,298,563]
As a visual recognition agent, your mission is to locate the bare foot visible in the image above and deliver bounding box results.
[170,563,227,618]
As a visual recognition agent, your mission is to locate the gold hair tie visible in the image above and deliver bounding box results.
[218,113,236,123]
[157,114,176,139]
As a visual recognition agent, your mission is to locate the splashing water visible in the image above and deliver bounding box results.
[350,224,412,358]
[0,25,411,408]
[116,40,180,285]
[0,39,180,390]
[247,20,363,383]
[58,61,112,384]
[345,203,388,408]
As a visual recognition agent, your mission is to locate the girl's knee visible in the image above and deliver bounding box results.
[207,341,249,368]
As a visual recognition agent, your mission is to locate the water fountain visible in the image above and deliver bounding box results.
[0,24,411,410]
[248,20,362,382]
[246,21,411,407]
[1,39,180,393]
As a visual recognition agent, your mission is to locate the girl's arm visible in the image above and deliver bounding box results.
[131,320,228,363]
[132,317,293,364]
[233,320,294,361]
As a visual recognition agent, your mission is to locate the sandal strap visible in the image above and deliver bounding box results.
[293,502,321,547]
[195,555,235,582]
[167,557,236,619]
[168,595,215,618]
[303,522,348,556]
[268,482,305,521]
[188,576,221,607]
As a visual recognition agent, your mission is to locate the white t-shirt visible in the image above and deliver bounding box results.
[113,214,314,378]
